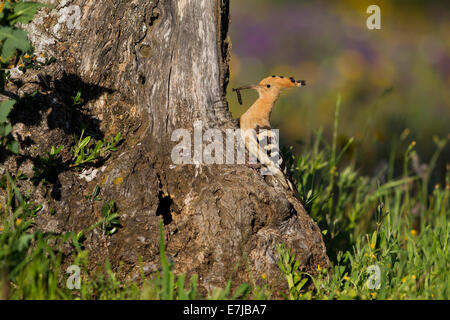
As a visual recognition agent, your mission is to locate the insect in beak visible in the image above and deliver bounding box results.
[232,88,243,105]
[232,85,260,105]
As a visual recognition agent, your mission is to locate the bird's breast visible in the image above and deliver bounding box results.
[240,114,270,132]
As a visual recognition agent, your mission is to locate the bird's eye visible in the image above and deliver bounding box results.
[266,84,271,88]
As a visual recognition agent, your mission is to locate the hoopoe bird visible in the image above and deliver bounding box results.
[233,75,306,193]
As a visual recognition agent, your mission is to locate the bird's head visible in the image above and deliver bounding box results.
[233,76,305,104]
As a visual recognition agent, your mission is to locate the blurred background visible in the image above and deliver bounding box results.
[227,0,450,182]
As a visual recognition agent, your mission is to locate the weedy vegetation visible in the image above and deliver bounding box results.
[278,96,449,300]
[1,94,447,300]
[0,0,49,154]
[71,129,121,169]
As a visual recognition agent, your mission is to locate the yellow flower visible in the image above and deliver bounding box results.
[370,292,376,298]
[8,64,14,69]
[0,3,4,14]
[364,253,369,257]
[371,254,376,260]
[401,277,406,283]
[261,273,267,280]
[16,218,22,226]
[410,229,417,236]
[411,141,416,147]
[370,243,375,249]
[411,275,416,280]
[317,264,321,271]
[23,54,31,59]
[343,275,350,281]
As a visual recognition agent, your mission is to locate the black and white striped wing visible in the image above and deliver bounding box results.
[255,126,283,169]
[255,126,297,193]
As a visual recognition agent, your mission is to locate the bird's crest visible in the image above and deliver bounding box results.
[261,75,306,88]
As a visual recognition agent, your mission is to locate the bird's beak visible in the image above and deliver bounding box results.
[296,80,306,87]
[232,85,260,91]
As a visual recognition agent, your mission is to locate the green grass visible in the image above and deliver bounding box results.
[279,96,449,300]
[0,97,448,300]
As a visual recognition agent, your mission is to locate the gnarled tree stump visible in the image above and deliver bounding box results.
[10,0,330,294]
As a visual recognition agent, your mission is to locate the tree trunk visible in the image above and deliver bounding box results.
[15,0,329,294]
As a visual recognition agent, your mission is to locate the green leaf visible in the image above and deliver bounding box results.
[0,26,30,59]
[0,99,16,122]
[17,234,34,251]
[6,139,19,154]
[91,185,100,199]
[94,140,103,152]
[295,278,308,291]
[0,123,12,136]
[106,213,120,222]
[76,231,85,242]
[32,204,43,214]
[79,136,91,149]
[8,2,47,25]
[73,91,82,104]
[54,145,64,154]
[371,231,378,248]
[231,283,250,299]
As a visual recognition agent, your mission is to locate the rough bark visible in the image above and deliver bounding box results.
[4,0,329,295]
